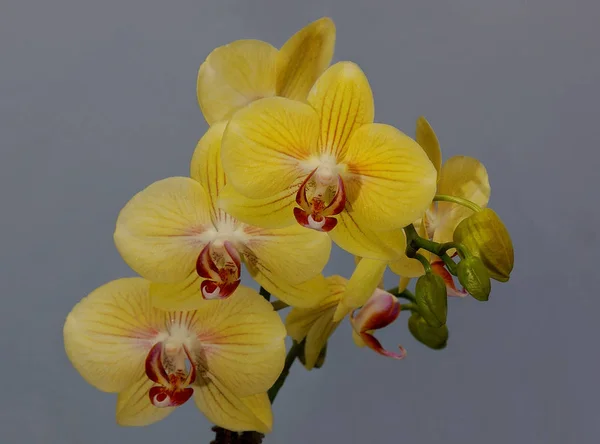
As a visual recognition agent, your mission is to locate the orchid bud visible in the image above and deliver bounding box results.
[408,313,448,350]
[457,256,491,301]
[453,208,514,282]
[415,273,447,327]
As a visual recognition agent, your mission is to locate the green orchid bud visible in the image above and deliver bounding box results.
[408,313,448,350]
[415,273,447,327]
[453,208,514,282]
[457,256,491,301]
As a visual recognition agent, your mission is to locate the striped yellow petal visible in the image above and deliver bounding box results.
[150,272,206,311]
[286,275,344,369]
[433,156,491,244]
[116,372,175,426]
[253,271,329,308]
[114,177,213,282]
[328,212,406,260]
[416,116,442,177]
[241,224,331,285]
[190,122,228,225]
[276,17,336,101]
[333,258,387,322]
[194,378,272,433]
[218,184,297,229]
[197,40,278,125]
[307,62,374,158]
[63,278,163,393]
[191,286,286,397]
[342,123,437,231]
[222,97,320,198]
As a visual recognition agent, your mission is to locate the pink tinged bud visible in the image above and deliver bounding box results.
[195,241,241,299]
[431,260,467,297]
[350,289,406,360]
[145,343,196,408]
[294,168,346,232]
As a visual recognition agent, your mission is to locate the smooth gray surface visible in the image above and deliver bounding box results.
[1,0,598,443]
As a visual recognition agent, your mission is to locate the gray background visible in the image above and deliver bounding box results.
[1,0,598,443]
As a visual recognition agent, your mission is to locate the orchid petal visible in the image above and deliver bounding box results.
[193,377,272,433]
[218,184,298,229]
[433,156,491,244]
[358,333,407,360]
[416,116,442,177]
[333,258,387,322]
[398,276,411,292]
[307,61,374,158]
[342,123,437,230]
[189,286,286,397]
[150,273,208,311]
[286,275,345,369]
[63,278,163,393]
[197,40,278,125]
[349,290,405,360]
[190,122,228,225]
[276,17,336,101]
[114,177,213,282]
[253,271,329,308]
[328,212,406,260]
[351,289,401,332]
[116,372,175,426]
[241,223,331,285]
[222,97,320,199]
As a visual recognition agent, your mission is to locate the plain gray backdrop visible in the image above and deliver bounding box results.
[1,0,598,443]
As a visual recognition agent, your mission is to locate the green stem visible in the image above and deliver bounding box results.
[404,224,468,271]
[271,300,289,311]
[440,253,458,275]
[439,242,470,259]
[387,287,417,303]
[259,287,271,301]
[434,194,482,213]
[268,341,303,403]
[401,303,419,312]
[414,253,432,273]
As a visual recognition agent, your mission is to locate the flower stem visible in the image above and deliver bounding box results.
[433,194,482,213]
[401,303,419,312]
[387,287,417,303]
[403,224,467,276]
[210,427,264,444]
[259,287,271,301]
[268,341,303,403]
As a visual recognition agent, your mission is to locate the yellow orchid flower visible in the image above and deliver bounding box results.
[63,278,285,432]
[197,17,336,125]
[219,62,437,261]
[114,122,331,310]
[287,274,405,369]
[389,116,491,291]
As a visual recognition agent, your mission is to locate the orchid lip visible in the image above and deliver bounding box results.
[145,342,196,408]
[294,168,346,232]
[350,290,406,360]
[196,240,242,299]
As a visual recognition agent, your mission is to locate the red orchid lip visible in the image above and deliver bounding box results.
[145,343,197,408]
[351,290,406,360]
[294,169,346,232]
[195,241,242,299]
